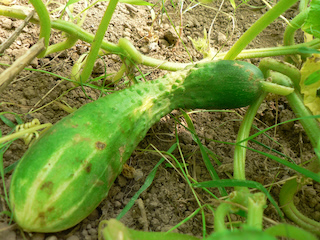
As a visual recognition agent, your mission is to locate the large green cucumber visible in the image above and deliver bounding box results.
[10,60,264,232]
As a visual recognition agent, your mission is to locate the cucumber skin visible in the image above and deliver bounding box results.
[9,60,264,232]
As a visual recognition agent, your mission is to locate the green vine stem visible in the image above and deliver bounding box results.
[224,0,299,60]
[260,81,294,96]
[45,35,78,56]
[286,90,320,154]
[214,202,236,232]
[279,178,320,236]
[283,10,309,47]
[265,223,318,240]
[283,9,309,63]
[246,193,266,230]
[0,123,52,145]
[2,6,320,71]
[259,59,320,158]
[79,0,119,83]
[259,58,301,91]
[299,0,309,12]
[29,0,51,57]
[233,92,267,186]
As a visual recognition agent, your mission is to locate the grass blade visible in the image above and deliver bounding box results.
[116,143,177,220]
[180,110,228,197]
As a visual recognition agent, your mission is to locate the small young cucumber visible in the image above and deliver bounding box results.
[10,60,264,232]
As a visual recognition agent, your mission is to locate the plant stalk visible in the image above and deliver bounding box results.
[2,6,320,71]
[29,0,50,57]
[79,0,119,83]
[224,0,299,60]
[214,202,235,232]
[279,178,320,236]
[246,193,266,230]
[233,92,267,188]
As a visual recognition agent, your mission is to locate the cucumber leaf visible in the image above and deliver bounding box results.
[302,0,320,38]
[305,69,320,85]
[300,54,320,121]
[297,47,320,54]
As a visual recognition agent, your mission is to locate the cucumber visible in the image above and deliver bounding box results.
[9,60,264,232]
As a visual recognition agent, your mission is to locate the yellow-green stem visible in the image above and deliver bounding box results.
[224,0,299,60]
[29,0,50,57]
[79,0,119,83]
[233,92,267,190]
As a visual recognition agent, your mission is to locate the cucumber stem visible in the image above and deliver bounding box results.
[279,178,320,236]
[259,58,301,90]
[45,35,78,56]
[283,10,309,47]
[246,193,266,230]
[265,223,318,240]
[219,38,320,60]
[214,202,235,232]
[260,81,294,96]
[79,0,119,83]
[0,123,52,145]
[28,0,50,58]
[224,0,299,60]
[286,90,320,157]
[259,59,320,164]
[233,92,267,188]
[283,9,309,63]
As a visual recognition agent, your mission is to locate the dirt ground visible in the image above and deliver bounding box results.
[0,0,319,239]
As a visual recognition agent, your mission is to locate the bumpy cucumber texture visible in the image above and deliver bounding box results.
[10,60,264,232]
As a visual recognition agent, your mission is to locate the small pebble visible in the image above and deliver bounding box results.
[217,32,227,44]
[88,228,97,235]
[31,233,45,240]
[134,169,143,181]
[45,236,58,240]
[66,236,80,240]
[2,18,13,29]
[87,209,100,220]
[117,175,127,187]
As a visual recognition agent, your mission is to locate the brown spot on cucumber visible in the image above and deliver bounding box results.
[38,212,45,220]
[85,163,92,173]
[233,62,244,68]
[47,206,55,212]
[93,179,105,186]
[40,181,54,195]
[95,141,106,150]
[74,134,91,143]
[246,70,255,81]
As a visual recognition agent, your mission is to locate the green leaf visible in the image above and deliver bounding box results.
[116,143,177,220]
[0,115,16,129]
[265,223,318,240]
[297,47,320,54]
[180,110,228,197]
[304,69,320,85]
[66,0,81,7]
[120,0,154,5]
[302,0,320,38]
